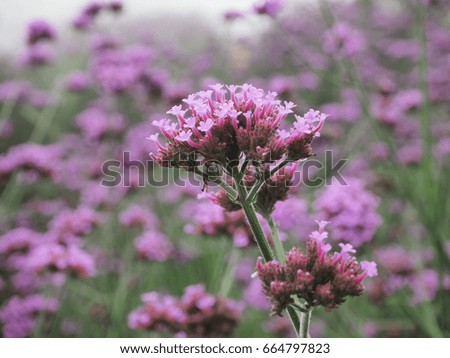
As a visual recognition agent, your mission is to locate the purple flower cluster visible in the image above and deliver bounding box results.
[323,23,366,58]
[134,231,175,262]
[0,294,59,337]
[181,199,268,248]
[253,0,285,17]
[91,45,153,94]
[128,284,244,337]
[119,204,159,231]
[150,84,326,170]
[26,20,57,45]
[0,81,51,107]
[272,197,313,240]
[65,72,92,92]
[257,221,377,315]
[75,107,125,140]
[0,143,63,182]
[19,19,57,67]
[314,178,382,247]
[370,246,441,305]
[72,1,123,30]
[27,243,96,278]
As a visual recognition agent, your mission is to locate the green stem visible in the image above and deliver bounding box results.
[267,215,285,264]
[287,306,301,336]
[300,308,312,338]
[0,100,16,123]
[232,170,302,337]
[30,100,61,143]
[234,173,274,262]
[219,247,240,297]
[246,160,289,203]
[416,0,433,167]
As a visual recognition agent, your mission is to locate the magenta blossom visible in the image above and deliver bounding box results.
[150,84,326,170]
[253,0,285,17]
[257,221,376,315]
[128,284,244,337]
[26,19,57,45]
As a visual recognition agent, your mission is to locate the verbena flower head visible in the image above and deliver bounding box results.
[150,84,326,172]
[19,43,55,67]
[0,294,59,337]
[128,284,244,337]
[27,243,96,278]
[75,107,125,140]
[0,228,42,255]
[26,19,57,45]
[257,221,377,315]
[323,23,366,58]
[65,72,92,92]
[253,0,285,17]
[0,143,63,182]
[134,231,175,262]
[119,204,159,230]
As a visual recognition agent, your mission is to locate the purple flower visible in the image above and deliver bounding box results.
[375,246,415,276]
[49,206,101,242]
[180,199,270,248]
[243,279,270,310]
[0,228,42,255]
[72,13,93,30]
[360,261,378,277]
[108,1,123,13]
[257,221,376,315]
[27,243,96,277]
[321,88,361,123]
[0,81,31,103]
[128,284,243,337]
[91,45,153,94]
[0,295,59,337]
[272,197,311,237]
[119,204,159,230]
[18,43,55,67]
[151,84,326,169]
[65,72,92,92]
[75,107,125,140]
[253,0,285,17]
[134,231,175,262]
[224,10,245,21]
[314,177,382,247]
[26,19,57,45]
[0,143,63,181]
[323,23,366,58]
[397,142,423,165]
[410,269,439,304]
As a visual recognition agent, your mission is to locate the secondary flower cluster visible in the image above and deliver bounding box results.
[257,221,377,315]
[128,284,244,337]
[150,84,326,172]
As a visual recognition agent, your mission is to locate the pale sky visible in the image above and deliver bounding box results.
[0,0,260,52]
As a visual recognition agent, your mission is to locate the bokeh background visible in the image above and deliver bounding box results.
[0,0,449,338]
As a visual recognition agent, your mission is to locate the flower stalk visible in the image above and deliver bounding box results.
[233,170,274,263]
[300,308,312,338]
[232,168,305,337]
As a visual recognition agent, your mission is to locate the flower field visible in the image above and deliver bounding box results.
[0,0,449,338]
